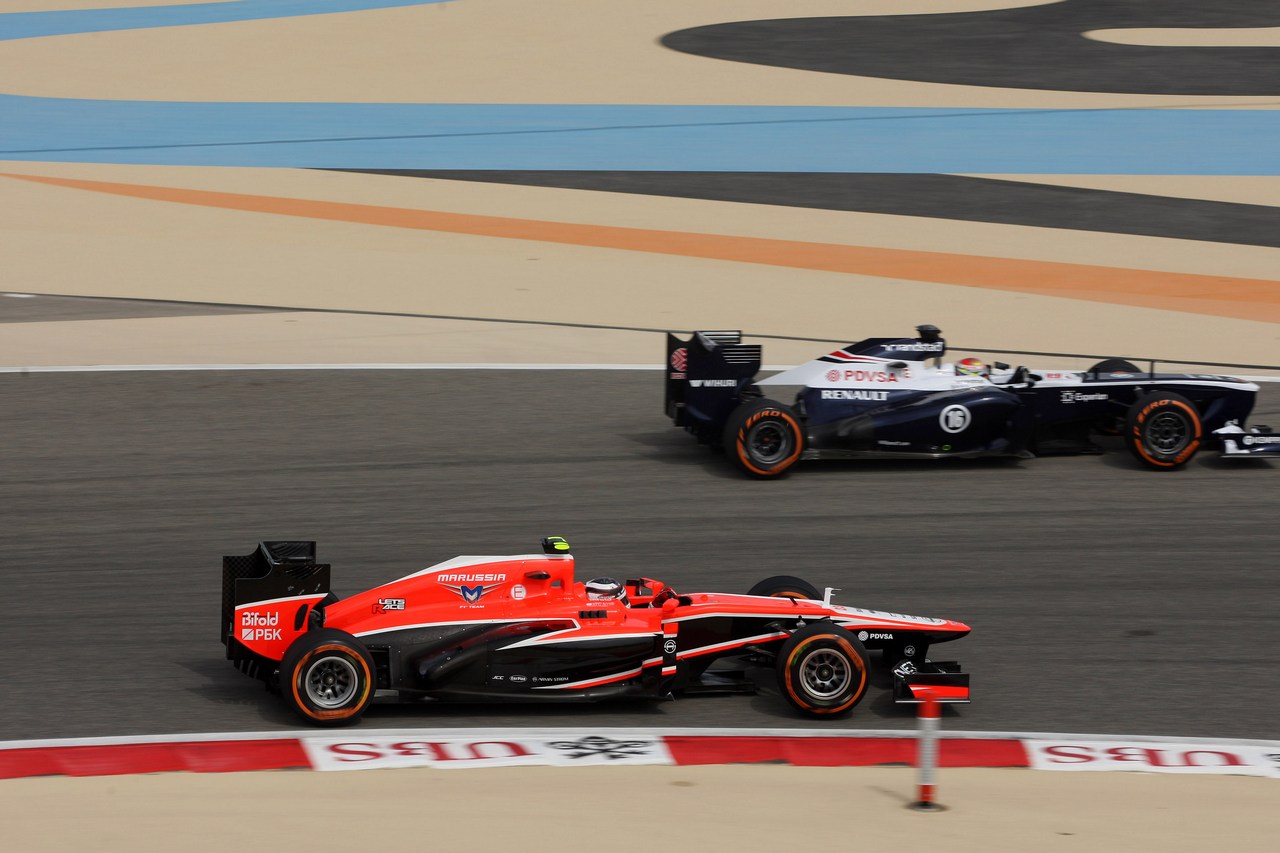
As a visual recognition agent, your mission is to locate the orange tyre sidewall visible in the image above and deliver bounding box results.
[735,408,803,476]
[1131,398,1202,468]
[290,642,373,722]
[783,634,867,715]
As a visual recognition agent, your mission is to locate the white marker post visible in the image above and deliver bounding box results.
[910,689,944,811]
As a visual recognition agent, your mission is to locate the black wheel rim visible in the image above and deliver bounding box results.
[746,420,792,464]
[1145,410,1191,456]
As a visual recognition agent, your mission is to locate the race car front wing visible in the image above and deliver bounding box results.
[1214,423,1280,459]
[891,660,971,704]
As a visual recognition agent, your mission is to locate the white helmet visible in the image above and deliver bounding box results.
[585,577,629,606]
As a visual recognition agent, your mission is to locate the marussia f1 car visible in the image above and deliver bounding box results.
[222,538,970,726]
[664,324,1279,476]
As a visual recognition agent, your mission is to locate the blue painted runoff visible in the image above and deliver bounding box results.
[2,97,1278,175]
[0,1,1275,175]
[0,1,452,41]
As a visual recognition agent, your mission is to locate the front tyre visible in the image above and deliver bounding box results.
[747,575,821,601]
[1088,360,1142,435]
[1125,392,1203,470]
[280,629,376,726]
[1088,358,1141,374]
[722,399,804,477]
[776,625,869,716]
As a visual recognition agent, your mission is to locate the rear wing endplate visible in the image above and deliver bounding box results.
[664,331,762,442]
[220,541,330,644]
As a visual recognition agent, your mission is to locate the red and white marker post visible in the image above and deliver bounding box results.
[910,689,944,811]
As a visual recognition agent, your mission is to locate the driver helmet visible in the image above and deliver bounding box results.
[585,577,629,606]
[956,357,989,377]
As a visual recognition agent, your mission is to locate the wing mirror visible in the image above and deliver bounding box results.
[541,536,571,554]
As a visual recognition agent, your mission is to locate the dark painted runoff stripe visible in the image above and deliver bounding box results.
[660,0,1280,95]
[340,171,1280,249]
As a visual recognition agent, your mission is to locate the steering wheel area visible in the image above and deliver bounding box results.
[649,587,678,607]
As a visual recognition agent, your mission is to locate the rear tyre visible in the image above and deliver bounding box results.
[777,625,869,716]
[722,399,804,477]
[747,575,821,601]
[280,629,376,726]
[1125,392,1203,470]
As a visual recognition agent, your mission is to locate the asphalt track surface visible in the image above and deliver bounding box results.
[3,362,1277,743]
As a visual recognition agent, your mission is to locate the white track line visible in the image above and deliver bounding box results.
[3,726,1277,751]
[2,364,1276,379]
[0,363,667,373]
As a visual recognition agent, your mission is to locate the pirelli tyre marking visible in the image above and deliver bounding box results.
[731,403,804,477]
[1127,394,1203,469]
[284,631,376,725]
[778,626,870,715]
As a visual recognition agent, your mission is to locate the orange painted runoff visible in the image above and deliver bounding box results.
[5,172,1276,323]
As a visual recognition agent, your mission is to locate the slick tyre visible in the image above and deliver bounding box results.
[1125,392,1203,470]
[281,629,376,726]
[776,625,870,716]
[1088,358,1141,374]
[747,575,821,601]
[723,400,803,477]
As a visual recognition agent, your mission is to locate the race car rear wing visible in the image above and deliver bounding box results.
[220,541,330,645]
[665,331,762,443]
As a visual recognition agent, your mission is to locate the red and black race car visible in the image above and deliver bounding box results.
[221,538,970,726]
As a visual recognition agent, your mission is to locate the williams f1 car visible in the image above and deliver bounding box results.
[664,325,1278,476]
[222,538,970,726]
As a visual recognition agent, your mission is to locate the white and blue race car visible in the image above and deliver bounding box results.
[664,325,1277,476]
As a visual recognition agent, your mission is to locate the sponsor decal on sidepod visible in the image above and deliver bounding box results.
[1061,391,1109,403]
[438,574,507,603]
[821,389,889,401]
